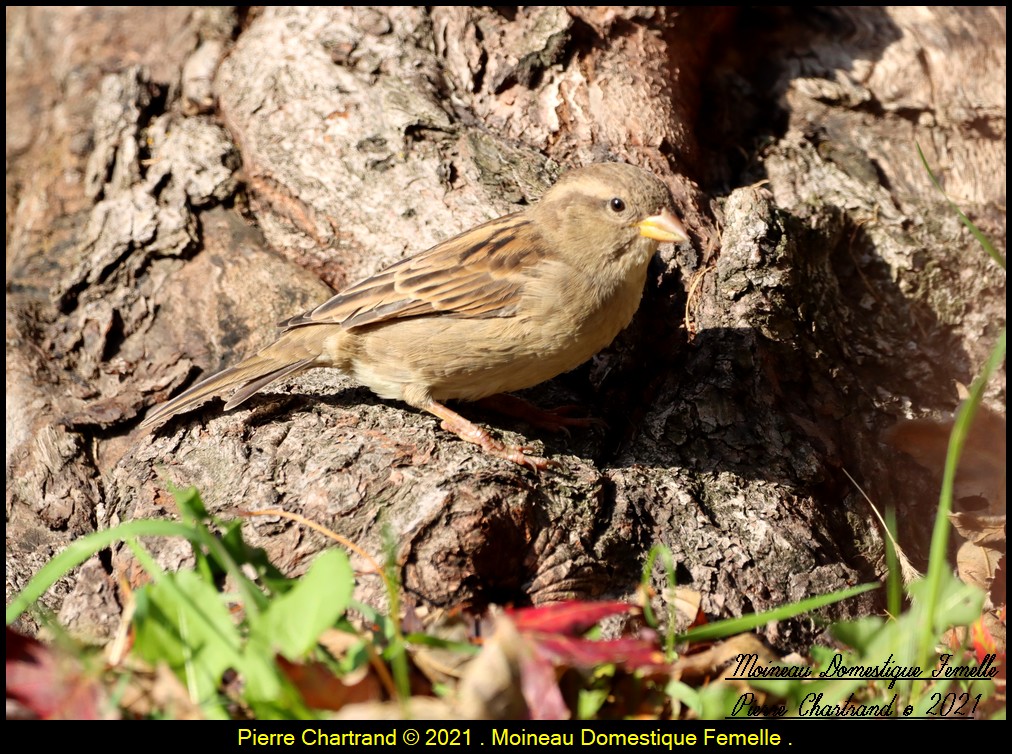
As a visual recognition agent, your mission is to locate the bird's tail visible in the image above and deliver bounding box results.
[140,331,321,429]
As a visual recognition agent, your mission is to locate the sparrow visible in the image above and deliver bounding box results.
[141,162,688,469]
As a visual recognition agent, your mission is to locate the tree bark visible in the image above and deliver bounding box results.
[6,7,1005,651]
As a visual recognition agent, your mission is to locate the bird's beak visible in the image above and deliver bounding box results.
[638,208,688,244]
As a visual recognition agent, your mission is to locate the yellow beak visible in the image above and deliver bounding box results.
[638,208,688,244]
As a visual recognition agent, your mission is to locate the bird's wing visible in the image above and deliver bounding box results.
[283,213,545,331]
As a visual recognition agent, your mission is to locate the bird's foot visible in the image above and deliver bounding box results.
[421,398,557,471]
[476,394,606,436]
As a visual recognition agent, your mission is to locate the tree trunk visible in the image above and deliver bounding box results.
[6,6,1005,652]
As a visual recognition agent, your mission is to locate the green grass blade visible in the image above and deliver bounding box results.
[641,544,679,659]
[403,633,481,655]
[884,505,902,619]
[917,143,1005,270]
[678,582,878,643]
[6,519,201,625]
[918,328,1006,669]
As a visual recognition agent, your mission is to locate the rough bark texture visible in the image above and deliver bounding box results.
[6,7,1005,651]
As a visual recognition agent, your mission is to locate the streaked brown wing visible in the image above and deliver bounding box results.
[283,213,544,331]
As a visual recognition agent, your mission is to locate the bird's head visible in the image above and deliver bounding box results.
[531,162,688,275]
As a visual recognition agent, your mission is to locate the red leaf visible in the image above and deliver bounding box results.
[533,634,668,671]
[507,601,636,635]
[6,627,107,720]
[519,648,570,720]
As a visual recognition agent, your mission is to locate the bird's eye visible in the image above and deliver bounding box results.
[609,197,626,213]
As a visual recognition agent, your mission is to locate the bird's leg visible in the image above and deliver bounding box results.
[417,397,556,472]
[476,393,606,436]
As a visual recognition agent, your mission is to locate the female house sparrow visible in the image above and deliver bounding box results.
[141,162,688,469]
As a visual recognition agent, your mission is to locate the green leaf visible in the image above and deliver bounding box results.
[830,616,886,652]
[908,572,986,633]
[132,570,242,709]
[668,681,746,719]
[254,549,354,661]
[170,483,211,524]
[665,679,702,717]
[220,521,289,599]
[577,686,610,720]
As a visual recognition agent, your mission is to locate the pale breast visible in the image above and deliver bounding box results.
[344,259,648,403]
